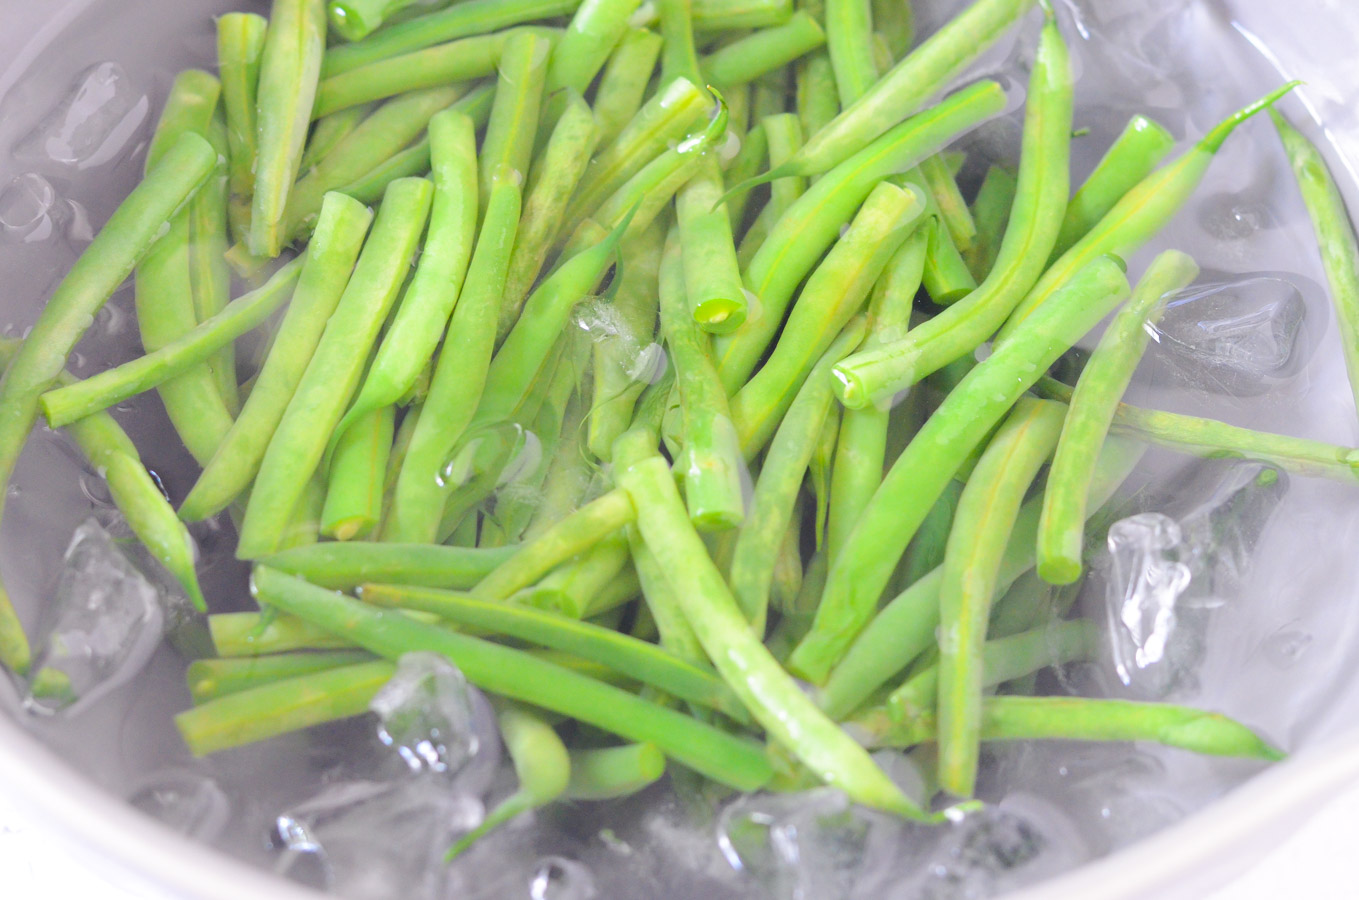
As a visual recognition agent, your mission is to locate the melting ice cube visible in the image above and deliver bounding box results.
[127,768,230,842]
[14,62,150,170]
[24,518,165,715]
[370,652,480,777]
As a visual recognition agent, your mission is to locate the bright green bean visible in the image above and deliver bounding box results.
[181,193,373,521]
[678,160,748,333]
[252,566,775,790]
[831,10,1072,407]
[1272,109,1359,422]
[872,0,913,58]
[263,542,517,591]
[997,81,1298,342]
[789,255,1131,684]
[565,743,666,799]
[730,321,867,631]
[657,0,701,85]
[524,533,631,617]
[300,104,373,175]
[479,31,552,207]
[825,0,878,106]
[320,405,395,541]
[920,153,976,252]
[796,51,839,140]
[731,181,922,453]
[384,171,521,543]
[545,0,642,99]
[361,582,750,722]
[237,178,433,558]
[193,113,239,413]
[715,79,1005,392]
[248,0,326,258]
[216,12,267,236]
[327,0,455,42]
[1037,250,1199,585]
[591,28,664,147]
[312,31,508,117]
[722,121,767,235]
[331,110,478,453]
[964,163,1016,280]
[701,12,825,88]
[736,113,802,269]
[917,209,976,306]
[187,650,375,703]
[210,611,358,657]
[936,397,1066,798]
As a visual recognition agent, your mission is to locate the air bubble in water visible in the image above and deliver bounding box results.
[15,62,150,169]
[0,173,57,243]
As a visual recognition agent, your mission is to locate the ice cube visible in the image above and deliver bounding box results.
[0,173,57,243]
[1147,273,1315,395]
[126,768,230,842]
[14,62,150,170]
[370,652,480,777]
[1104,513,1193,694]
[530,856,598,900]
[271,779,483,900]
[24,518,165,715]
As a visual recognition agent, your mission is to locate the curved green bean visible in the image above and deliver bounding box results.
[701,12,825,88]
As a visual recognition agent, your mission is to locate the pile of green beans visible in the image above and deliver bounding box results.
[18,0,1353,870]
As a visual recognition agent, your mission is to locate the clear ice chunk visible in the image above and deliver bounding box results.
[0,173,57,243]
[24,518,165,715]
[530,856,598,900]
[126,769,231,842]
[14,62,150,169]
[1105,513,1193,693]
[1147,273,1314,395]
[371,652,479,777]
[271,779,483,900]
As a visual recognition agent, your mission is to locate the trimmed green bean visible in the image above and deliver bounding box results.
[936,397,1066,798]
[210,611,358,657]
[312,32,507,117]
[1272,109,1359,422]
[525,534,631,617]
[716,79,1005,392]
[565,743,666,799]
[789,255,1131,684]
[591,28,665,147]
[327,0,454,42]
[701,12,825,88]
[964,163,1016,280]
[248,0,326,258]
[731,180,922,453]
[237,178,433,558]
[384,171,521,543]
[831,9,1072,407]
[300,104,373,175]
[332,110,478,454]
[322,0,580,76]
[920,153,976,252]
[361,582,750,722]
[616,445,928,818]
[722,121,767,235]
[252,566,775,790]
[263,542,517,591]
[1038,250,1199,585]
[730,321,867,631]
[691,0,791,30]
[193,114,239,413]
[320,405,395,541]
[796,51,839,141]
[736,112,802,268]
[187,650,374,703]
[657,0,701,85]
[479,31,552,207]
[545,0,642,99]
[826,0,878,106]
[678,161,749,333]
[997,81,1298,343]
[217,12,268,238]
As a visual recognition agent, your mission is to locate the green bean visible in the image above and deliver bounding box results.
[0,132,216,666]
[566,76,709,226]
[501,91,601,334]
[826,0,878,106]
[855,696,1284,763]
[735,112,802,269]
[830,10,1071,407]
[176,660,394,755]
[690,0,792,30]
[788,255,1131,684]
[808,402,840,550]
[362,582,750,722]
[678,161,748,333]
[818,436,1143,721]
[1038,250,1199,585]
[384,171,521,543]
[478,216,631,426]
[770,494,805,612]
[217,13,267,241]
[730,321,867,631]
[525,534,631,617]
[187,650,375,703]
[332,110,478,455]
[41,258,301,427]
[591,28,665,147]
[715,79,1005,392]
[181,199,372,524]
[237,178,433,558]
[1052,114,1176,262]
[193,113,239,413]
[658,230,747,531]
[996,81,1298,342]
[615,446,928,818]
[252,566,775,790]
[474,488,635,600]
[917,209,977,306]
[896,475,961,593]
[796,51,839,140]
[657,0,702,85]
[313,32,508,117]
[963,163,1016,280]
[752,70,789,121]
[936,397,1066,798]
[277,475,327,551]
[479,31,552,207]
[731,181,922,453]
[1272,109,1359,422]
[722,122,767,234]
[825,228,926,561]
[565,743,666,799]
[327,0,453,42]
[447,704,571,857]
[300,104,373,174]
[248,0,326,258]
[323,0,580,76]
[701,12,825,88]
[628,528,707,665]
[770,0,1036,179]
[889,619,1095,722]
[920,153,976,252]
[320,405,395,541]
[210,611,358,657]
[588,225,665,461]
[872,0,913,58]
[263,543,517,592]
[545,0,642,100]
